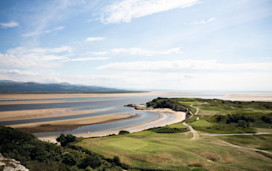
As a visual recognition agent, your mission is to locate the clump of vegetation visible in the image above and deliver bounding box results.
[148,126,188,133]
[0,126,124,170]
[147,97,189,112]
[146,97,193,118]
[119,130,130,135]
[56,133,77,146]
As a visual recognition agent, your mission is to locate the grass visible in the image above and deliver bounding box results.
[76,98,272,170]
[77,131,272,170]
[219,135,272,152]
[148,122,189,133]
[190,120,213,127]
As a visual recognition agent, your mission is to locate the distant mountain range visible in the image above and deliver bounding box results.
[0,80,128,93]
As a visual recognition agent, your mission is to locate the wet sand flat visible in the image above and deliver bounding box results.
[11,113,134,128]
[0,108,109,121]
[14,113,136,133]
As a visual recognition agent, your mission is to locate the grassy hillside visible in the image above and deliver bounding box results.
[76,98,272,170]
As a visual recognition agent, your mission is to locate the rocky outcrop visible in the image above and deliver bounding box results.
[124,104,150,110]
[0,154,28,171]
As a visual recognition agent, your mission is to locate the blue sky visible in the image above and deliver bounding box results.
[0,0,271,91]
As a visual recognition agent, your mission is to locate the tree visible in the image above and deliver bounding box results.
[56,134,76,146]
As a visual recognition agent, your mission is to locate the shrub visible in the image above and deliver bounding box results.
[261,116,271,123]
[113,156,121,166]
[56,133,77,146]
[79,155,102,169]
[62,152,77,166]
[118,130,130,135]
[148,127,187,133]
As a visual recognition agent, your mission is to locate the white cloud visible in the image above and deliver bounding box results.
[0,46,71,68]
[110,47,182,56]
[97,60,272,71]
[70,57,110,62]
[0,21,19,28]
[23,26,64,37]
[193,17,216,25]
[86,37,105,41]
[101,0,200,23]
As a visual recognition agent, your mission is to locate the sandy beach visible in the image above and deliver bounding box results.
[39,108,186,143]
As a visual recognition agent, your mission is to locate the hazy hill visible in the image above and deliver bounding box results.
[0,80,126,93]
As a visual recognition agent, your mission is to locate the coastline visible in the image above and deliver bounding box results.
[38,108,186,143]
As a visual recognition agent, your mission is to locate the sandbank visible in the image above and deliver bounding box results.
[10,113,133,128]
[0,106,115,121]
[38,108,186,143]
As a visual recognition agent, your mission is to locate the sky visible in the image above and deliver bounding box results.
[0,0,272,91]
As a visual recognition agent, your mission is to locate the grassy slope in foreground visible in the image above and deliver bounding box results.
[76,98,272,170]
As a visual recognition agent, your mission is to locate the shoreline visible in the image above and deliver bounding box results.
[38,108,186,143]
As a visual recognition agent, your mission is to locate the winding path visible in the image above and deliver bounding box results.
[191,104,199,115]
[183,122,199,140]
[183,105,200,140]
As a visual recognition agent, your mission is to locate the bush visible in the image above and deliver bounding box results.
[113,156,121,166]
[236,120,248,128]
[79,155,102,169]
[261,116,271,123]
[62,152,77,166]
[148,127,187,133]
[56,133,77,146]
[118,130,130,135]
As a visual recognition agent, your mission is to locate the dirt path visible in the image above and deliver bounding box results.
[182,105,200,140]
[219,140,272,155]
[183,122,199,140]
[191,104,199,115]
